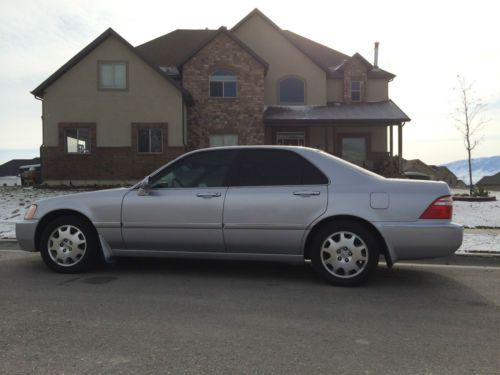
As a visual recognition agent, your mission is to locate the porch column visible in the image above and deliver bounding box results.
[389,125,394,171]
[398,124,403,173]
[389,126,393,157]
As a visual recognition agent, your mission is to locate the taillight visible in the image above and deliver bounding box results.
[419,195,453,219]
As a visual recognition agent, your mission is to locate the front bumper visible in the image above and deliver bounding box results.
[15,220,39,252]
[375,221,463,262]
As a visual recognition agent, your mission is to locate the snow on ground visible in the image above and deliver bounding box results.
[452,189,500,228]
[0,187,82,239]
[1,186,499,253]
[457,231,500,254]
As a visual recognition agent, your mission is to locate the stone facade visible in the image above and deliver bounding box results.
[342,58,368,103]
[182,33,266,149]
[41,122,184,184]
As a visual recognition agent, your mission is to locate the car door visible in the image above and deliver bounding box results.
[121,149,237,252]
[223,149,328,255]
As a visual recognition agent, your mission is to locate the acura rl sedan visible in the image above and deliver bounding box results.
[16,146,463,286]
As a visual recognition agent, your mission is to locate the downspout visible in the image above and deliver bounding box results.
[182,97,187,149]
[34,95,44,184]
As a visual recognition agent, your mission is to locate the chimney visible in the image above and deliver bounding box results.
[374,41,379,68]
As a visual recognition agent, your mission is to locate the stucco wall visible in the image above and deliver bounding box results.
[327,80,343,102]
[365,79,389,102]
[233,14,327,106]
[42,36,184,148]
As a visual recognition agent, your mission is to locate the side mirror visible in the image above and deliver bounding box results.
[137,176,152,196]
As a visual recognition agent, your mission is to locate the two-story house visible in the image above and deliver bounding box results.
[32,9,410,185]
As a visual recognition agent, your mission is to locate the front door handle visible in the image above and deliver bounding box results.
[196,192,222,198]
[293,191,320,197]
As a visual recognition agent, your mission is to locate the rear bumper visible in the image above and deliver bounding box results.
[15,220,39,252]
[375,221,463,262]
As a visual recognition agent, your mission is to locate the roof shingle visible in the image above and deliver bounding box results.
[264,100,410,124]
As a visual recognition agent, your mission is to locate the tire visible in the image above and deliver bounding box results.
[40,215,99,273]
[310,220,379,286]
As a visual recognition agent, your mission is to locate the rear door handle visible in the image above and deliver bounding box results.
[196,192,222,198]
[293,191,320,197]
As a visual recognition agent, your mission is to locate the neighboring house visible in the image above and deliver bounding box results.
[0,158,40,186]
[403,159,462,187]
[31,8,410,185]
[431,165,459,187]
[403,159,437,180]
[477,172,500,191]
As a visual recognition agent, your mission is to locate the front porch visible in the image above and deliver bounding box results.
[263,101,410,177]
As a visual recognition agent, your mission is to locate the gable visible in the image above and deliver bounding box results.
[42,35,182,100]
[178,27,268,72]
[32,28,186,99]
[232,12,326,105]
[41,35,185,148]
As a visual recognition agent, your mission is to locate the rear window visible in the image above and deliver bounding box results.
[230,149,328,187]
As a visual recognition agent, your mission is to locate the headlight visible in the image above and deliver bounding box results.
[24,204,37,220]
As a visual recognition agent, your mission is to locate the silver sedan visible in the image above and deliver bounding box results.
[16,146,463,286]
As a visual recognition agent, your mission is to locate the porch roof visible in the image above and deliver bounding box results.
[264,100,410,125]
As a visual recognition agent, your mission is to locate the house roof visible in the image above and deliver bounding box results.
[281,30,349,72]
[431,165,457,180]
[136,29,218,68]
[403,159,437,177]
[137,27,269,73]
[176,27,269,72]
[329,53,396,80]
[31,28,191,102]
[477,172,500,185]
[264,100,410,124]
[0,158,40,177]
[232,9,395,80]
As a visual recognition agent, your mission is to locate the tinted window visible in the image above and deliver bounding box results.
[151,150,236,188]
[230,150,327,187]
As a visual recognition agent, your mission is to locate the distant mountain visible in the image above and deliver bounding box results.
[442,156,500,184]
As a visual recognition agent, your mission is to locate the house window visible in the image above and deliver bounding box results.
[351,81,362,102]
[138,128,162,153]
[341,136,367,166]
[279,77,305,104]
[99,62,127,90]
[209,134,238,147]
[276,132,305,146]
[209,69,237,98]
[65,128,91,154]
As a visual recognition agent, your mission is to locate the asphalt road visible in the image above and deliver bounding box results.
[1,249,499,375]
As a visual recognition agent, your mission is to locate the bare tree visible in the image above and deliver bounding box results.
[453,76,488,195]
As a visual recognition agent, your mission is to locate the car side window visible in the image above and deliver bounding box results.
[230,149,328,187]
[151,150,236,188]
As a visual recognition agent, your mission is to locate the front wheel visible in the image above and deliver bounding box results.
[40,215,99,273]
[310,220,379,286]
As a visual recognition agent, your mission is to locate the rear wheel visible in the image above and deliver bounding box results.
[310,220,379,286]
[40,215,98,273]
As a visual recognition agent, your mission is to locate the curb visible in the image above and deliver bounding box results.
[1,239,499,264]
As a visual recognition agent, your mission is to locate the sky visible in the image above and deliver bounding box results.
[0,0,499,166]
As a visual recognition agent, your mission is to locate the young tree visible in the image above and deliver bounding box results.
[453,76,488,195]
